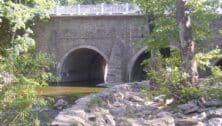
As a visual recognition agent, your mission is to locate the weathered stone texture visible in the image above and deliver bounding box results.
[34,15,222,83]
[34,15,148,83]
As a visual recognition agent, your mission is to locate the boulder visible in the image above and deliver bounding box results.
[178,102,199,114]
[144,116,175,126]
[116,118,143,126]
[156,111,173,118]
[207,108,222,119]
[192,112,207,121]
[104,114,115,126]
[113,101,123,107]
[115,118,131,126]
[110,106,127,117]
[175,119,199,126]
[54,99,68,110]
[207,118,222,126]
[153,95,166,103]
[88,113,96,121]
[128,95,144,103]
[204,99,222,107]
[52,116,90,126]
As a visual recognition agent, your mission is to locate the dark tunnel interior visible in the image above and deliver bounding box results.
[61,48,106,86]
[131,48,170,82]
[160,48,171,58]
[216,59,222,70]
[131,51,151,82]
[199,59,222,78]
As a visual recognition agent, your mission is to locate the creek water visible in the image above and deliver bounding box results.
[35,85,105,125]
[36,85,105,103]
[36,86,105,96]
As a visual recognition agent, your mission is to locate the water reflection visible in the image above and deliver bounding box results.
[36,83,105,96]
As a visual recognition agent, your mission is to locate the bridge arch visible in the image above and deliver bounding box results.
[128,46,176,82]
[128,47,150,82]
[57,45,108,86]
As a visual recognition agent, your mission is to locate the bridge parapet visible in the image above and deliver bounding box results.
[50,3,142,16]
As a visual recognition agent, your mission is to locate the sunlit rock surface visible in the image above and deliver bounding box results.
[52,80,222,126]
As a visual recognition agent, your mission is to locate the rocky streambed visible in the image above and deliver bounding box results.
[51,81,222,126]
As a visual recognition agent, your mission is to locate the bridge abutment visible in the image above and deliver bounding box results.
[34,14,222,86]
[106,41,123,83]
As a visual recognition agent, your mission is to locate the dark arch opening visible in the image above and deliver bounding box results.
[131,51,151,82]
[130,48,171,82]
[199,59,222,78]
[160,47,171,58]
[61,48,106,86]
[216,59,222,70]
[198,67,211,78]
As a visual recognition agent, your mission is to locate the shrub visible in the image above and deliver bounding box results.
[0,50,56,125]
[143,49,203,103]
[144,48,222,103]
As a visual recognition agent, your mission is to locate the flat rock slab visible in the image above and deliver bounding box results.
[144,116,175,126]
[175,119,199,126]
[177,102,199,114]
[208,118,222,126]
[51,81,222,126]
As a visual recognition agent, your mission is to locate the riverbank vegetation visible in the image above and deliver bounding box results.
[0,0,55,125]
[136,0,222,103]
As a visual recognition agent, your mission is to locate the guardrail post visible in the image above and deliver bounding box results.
[49,3,142,15]
[126,3,129,14]
[78,4,81,15]
[55,6,58,15]
[101,3,104,14]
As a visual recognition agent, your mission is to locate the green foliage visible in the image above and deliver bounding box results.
[1,0,54,30]
[144,48,222,103]
[135,0,221,103]
[196,48,222,81]
[0,0,55,125]
[0,50,55,125]
[143,49,204,103]
[14,50,55,85]
[206,88,222,100]
[136,0,219,49]
[0,84,47,125]
[0,0,54,50]
[196,48,222,70]
[211,66,222,80]
[188,0,219,42]
[179,86,203,102]
[137,0,178,49]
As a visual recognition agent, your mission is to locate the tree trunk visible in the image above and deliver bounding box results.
[176,0,198,84]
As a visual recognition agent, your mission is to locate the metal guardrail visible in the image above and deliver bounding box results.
[49,3,142,16]
[49,2,222,16]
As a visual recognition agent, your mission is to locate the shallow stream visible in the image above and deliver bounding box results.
[36,86,105,96]
[35,85,105,125]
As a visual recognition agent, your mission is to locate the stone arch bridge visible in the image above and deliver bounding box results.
[34,4,222,86]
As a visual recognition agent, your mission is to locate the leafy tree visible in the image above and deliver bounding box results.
[136,0,219,84]
[0,0,55,125]
[176,0,198,83]
[0,50,55,125]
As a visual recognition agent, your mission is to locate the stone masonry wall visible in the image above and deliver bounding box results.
[33,15,222,84]
[34,15,148,83]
